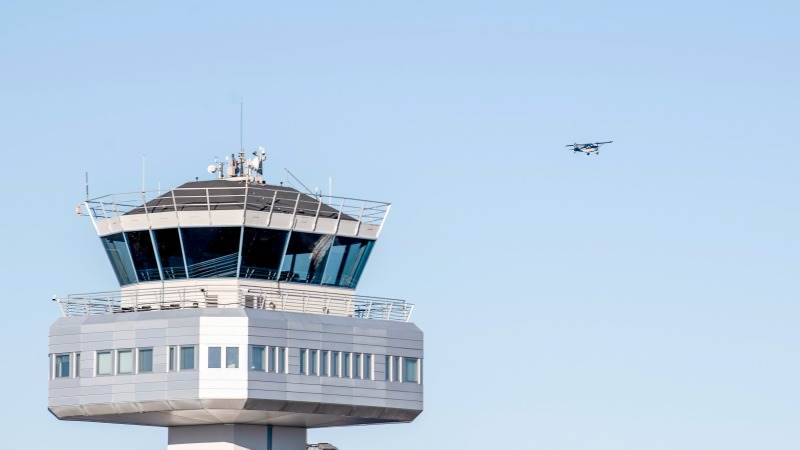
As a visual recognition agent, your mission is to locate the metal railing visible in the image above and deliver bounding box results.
[53,285,415,322]
[79,185,391,231]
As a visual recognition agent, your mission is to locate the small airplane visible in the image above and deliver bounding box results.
[566,141,613,156]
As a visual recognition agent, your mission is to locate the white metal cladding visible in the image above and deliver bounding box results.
[80,184,390,239]
[48,308,423,428]
[53,283,416,322]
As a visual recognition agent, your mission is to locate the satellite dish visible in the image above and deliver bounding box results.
[207,164,218,174]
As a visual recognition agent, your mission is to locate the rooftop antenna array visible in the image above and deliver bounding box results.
[205,101,268,183]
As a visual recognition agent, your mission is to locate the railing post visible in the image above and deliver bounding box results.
[354,204,365,236]
[312,197,322,231]
[266,190,278,227]
[290,192,301,228]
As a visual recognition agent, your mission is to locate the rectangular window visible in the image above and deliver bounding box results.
[321,350,330,376]
[239,228,289,280]
[181,227,241,278]
[299,349,307,375]
[125,230,161,282]
[169,346,177,372]
[250,346,265,371]
[343,352,351,378]
[385,355,391,381]
[153,228,187,279]
[208,346,222,368]
[267,346,276,372]
[226,347,239,368]
[278,347,286,373]
[332,351,340,377]
[75,353,81,378]
[118,349,134,374]
[138,348,153,373]
[321,237,375,288]
[392,356,400,382]
[97,351,113,376]
[180,346,195,370]
[364,354,373,380]
[280,232,334,283]
[55,354,71,378]
[310,349,319,376]
[404,358,419,383]
[354,353,362,379]
[100,233,138,285]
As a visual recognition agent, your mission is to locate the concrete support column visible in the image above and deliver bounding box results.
[168,424,307,450]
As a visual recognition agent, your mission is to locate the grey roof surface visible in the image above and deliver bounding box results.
[126,179,349,220]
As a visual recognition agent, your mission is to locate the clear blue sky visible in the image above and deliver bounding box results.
[1,1,799,449]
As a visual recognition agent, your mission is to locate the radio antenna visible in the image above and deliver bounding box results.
[239,100,244,151]
[284,168,315,196]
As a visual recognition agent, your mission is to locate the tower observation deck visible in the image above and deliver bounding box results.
[48,152,423,450]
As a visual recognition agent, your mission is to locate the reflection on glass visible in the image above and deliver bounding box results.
[181,227,241,278]
[226,347,239,368]
[97,351,113,376]
[55,354,70,378]
[250,346,265,371]
[139,349,153,373]
[239,228,288,280]
[153,228,186,279]
[404,357,419,383]
[280,232,333,283]
[322,237,374,288]
[118,349,134,374]
[180,346,195,370]
[125,231,160,282]
[100,233,137,285]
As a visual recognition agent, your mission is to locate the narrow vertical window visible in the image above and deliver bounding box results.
[96,351,113,376]
[343,352,351,378]
[385,355,391,381]
[138,348,153,373]
[180,346,195,370]
[310,349,319,376]
[299,349,307,375]
[278,347,286,374]
[332,351,340,377]
[226,347,239,369]
[268,346,276,372]
[74,353,81,378]
[250,346,265,371]
[392,356,401,382]
[353,353,362,379]
[169,346,177,372]
[118,349,134,374]
[321,350,330,376]
[55,354,71,378]
[208,347,222,368]
[404,358,419,383]
[364,354,373,380]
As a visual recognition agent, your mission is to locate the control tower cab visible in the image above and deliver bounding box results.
[48,151,423,450]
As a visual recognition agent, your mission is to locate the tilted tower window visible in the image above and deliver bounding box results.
[180,227,241,278]
[239,227,288,280]
[125,231,161,282]
[322,236,375,288]
[280,232,334,283]
[153,228,187,279]
[99,233,137,286]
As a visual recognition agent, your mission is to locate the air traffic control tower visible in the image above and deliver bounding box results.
[48,151,423,450]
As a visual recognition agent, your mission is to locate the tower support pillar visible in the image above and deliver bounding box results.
[168,424,307,450]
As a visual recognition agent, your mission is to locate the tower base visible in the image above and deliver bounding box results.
[168,424,307,450]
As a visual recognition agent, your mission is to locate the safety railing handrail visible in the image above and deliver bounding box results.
[53,285,415,322]
[79,185,391,234]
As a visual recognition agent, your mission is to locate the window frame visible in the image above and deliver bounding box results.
[96,350,114,376]
[117,349,134,375]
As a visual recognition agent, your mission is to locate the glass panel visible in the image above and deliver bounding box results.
[278,347,286,373]
[55,354,70,378]
[354,353,362,379]
[239,228,288,280]
[75,353,81,378]
[385,355,391,381]
[280,232,333,284]
[250,346,265,371]
[118,350,134,374]
[125,231,160,282]
[100,233,137,285]
[321,350,330,376]
[332,351,340,377]
[392,356,400,382]
[226,347,239,368]
[97,351,113,375]
[153,228,186,279]
[181,227,241,278]
[208,347,221,368]
[299,349,307,374]
[364,354,372,380]
[139,349,153,373]
[180,346,195,370]
[310,349,319,375]
[404,358,419,383]
[268,346,276,373]
[169,347,176,371]
[322,237,375,288]
[343,353,351,378]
